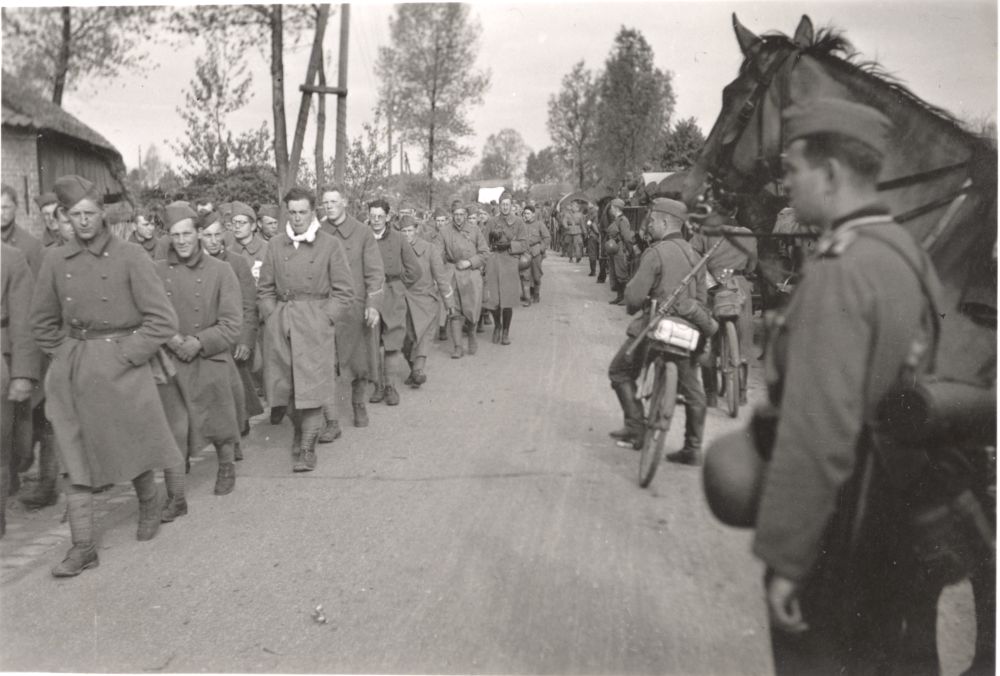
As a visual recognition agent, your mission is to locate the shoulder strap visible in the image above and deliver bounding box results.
[658,239,701,299]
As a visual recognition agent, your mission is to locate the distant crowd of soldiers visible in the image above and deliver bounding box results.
[0,180,557,577]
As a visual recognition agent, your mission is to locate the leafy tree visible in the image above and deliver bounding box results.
[546,61,600,189]
[477,129,529,183]
[341,122,390,212]
[660,117,706,170]
[525,147,568,186]
[2,6,162,105]
[169,39,273,177]
[594,28,675,182]
[182,165,279,208]
[169,5,314,195]
[375,3,491,208]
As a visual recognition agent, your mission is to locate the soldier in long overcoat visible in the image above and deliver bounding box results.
[439,202,489,358]
[519,204,550,304]
[30,175,184,577]
[367,199,422,407]
[606,199,636,305]
[318,186,384,433]
[258,187,355,472]
[398,216,455,387]
[483,191,529,345]
[1,243,40,537]
[226,201,268,278]
[155,203,244,510]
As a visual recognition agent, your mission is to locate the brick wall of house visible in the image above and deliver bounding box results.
[1,126,42,235]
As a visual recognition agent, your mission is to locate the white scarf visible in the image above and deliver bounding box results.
[286,218,320,248]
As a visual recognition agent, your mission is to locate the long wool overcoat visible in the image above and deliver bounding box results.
[374,228,422,351]
[155,248,243,451]
[257,228,355,409]
[320,215,384,379]
[30,229,183,486]
[438,222,489,324]
[404,237,453,358]
[483,214,529,311]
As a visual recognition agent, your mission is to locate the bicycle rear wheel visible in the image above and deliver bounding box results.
[639,360,678,488]
[721,320,740,418]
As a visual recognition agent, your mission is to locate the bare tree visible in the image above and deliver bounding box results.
[2,6,162,105]
[547,61,599,189]
[375,4,491,208]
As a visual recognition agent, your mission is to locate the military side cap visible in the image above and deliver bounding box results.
[34,192,58,208]
[53,175,99,209]
[230,201,256,220]
[650,198,687,219]
[164,201,198,229]
[783,97,891,155]
[198,211,221,229]
[397,214,418,230]
[522,204,536,214]
[499,190,513,202]
[450,200,466,212]
[258,204,279,220]
[432,207,447,218]
[611,198,626,209]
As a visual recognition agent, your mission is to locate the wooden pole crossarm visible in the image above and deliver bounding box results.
[299,84,348,97]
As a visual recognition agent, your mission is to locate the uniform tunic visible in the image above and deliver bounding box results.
[319,215,384,379]
[155,248,243,450]
[562,211,584,259]
[405,238,454,358]
[30,229,183,487]
[212,247,264,421]
[753,211,945,673]
[483,214,529,311]
[438,221,489,324]
[257,228,355,409]
[607,214,635,288]
[520,219,551,285]
[690,228,758,362]
[374,228,422,351]
[2,223,43,273]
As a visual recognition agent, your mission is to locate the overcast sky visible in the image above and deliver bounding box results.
[56,0,998,176]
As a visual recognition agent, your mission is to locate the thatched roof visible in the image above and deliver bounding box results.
[1,70,122,160]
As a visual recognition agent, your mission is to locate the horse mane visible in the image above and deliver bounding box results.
[758,28,991,146]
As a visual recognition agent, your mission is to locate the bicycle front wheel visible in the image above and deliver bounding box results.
[721,320,740,418]
[639,360,678,488]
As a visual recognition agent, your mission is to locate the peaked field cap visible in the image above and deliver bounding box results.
[230,201,256,220]
[53,175,99,209]
[650,198,687,219]
[35,192,58,208]
[258,204,279,219]
[164,201,198,228]
[611,198,626,209]
[783,98,892,155]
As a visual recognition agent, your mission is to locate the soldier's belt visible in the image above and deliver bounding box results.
[277,291,330,302]
[67,326,138,341]
[385,275,401,283]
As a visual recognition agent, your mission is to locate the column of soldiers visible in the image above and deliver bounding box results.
[0,177,552,578]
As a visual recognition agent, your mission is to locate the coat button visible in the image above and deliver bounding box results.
[196,279,202,283]
[194,323,200,328]
[101,297,108,302]
[66,297,72,302]
[65,273,71,278]
[103,252,108,257]
[195,292,200,297]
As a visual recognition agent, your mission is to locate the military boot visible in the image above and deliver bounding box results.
[609,381,644,445]
[318,418,342,444]
[136,485,163,541]
[214,461,236,495]
[351,380,369,427]
[450,318,465,359]
[666,400,706,466]
[19,427,59,509]
[521,282,532,307]
[51,543,99,577]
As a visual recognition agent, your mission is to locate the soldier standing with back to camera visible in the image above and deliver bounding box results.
[754,99,949,674]
[606,198,635,305]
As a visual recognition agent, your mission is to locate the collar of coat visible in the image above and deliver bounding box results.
[324,213,359,239]
[1,222,19,244]
[235,233,265,254]
[63,226,114,258]
[166,244,205,268]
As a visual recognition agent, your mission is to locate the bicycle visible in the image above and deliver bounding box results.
[709,269,745,418]
[635,303,703,488]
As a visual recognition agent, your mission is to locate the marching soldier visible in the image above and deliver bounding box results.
[257,204,281,242]
[128,207,165,258]
[606,198,635,305]
[367,199,422,407]
[228,201,268,279]
[754,99,947,673]
[155,202,243,501]
[484,191,529,345]
[35,192,61,248]
[519,204,550,304]
[1,243,41,536]
[258,187,355,472]
[439,201,489,358]
[398,215,455,387]
[585,203,602,277]
[318,185,384,433]
[31,175,184,576]
[607,198,707,464]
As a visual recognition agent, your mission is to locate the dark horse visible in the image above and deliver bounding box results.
[683,13,996,673]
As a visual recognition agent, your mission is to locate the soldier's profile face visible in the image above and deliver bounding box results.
[782,140,826,226]
[135,215,157,240]
[287,198,314,233]
[523,210,534,223]
[260,216,279,238]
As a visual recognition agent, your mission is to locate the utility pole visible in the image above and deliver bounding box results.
[333,3,350,185]
[315,57,327,189]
